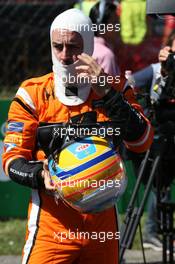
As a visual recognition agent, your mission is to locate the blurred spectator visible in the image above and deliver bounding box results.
[123,30,175,251]
[162,16,175,46]
[74,0,98,16]
[89,1,120,76]
[120,0,147,45]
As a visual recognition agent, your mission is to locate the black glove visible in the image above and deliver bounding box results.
[8,158,44,189]
[93,89,147,142]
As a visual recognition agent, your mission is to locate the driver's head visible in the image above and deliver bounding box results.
[50,8,94,65]
[50,9,94,106]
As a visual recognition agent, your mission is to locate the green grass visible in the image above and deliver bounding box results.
[120,214,146,250]
[132,215,146,250]
[0,215,147,255]
[0,89,16,99]
[0,219,27,255]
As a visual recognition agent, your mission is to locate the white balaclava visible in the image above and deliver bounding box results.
[50,8,94,106]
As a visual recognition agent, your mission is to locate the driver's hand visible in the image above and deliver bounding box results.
[41,159,56,191]
[76,53,111,97]
[158,46,171,63]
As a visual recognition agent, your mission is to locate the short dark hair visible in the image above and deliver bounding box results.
[89,2,117,36]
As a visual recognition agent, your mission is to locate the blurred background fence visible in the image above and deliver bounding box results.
[0,0,164,94]
[0,1,77,91]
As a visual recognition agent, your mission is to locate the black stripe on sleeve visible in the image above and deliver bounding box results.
[13,97,37,120]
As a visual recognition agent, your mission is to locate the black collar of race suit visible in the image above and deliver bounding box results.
[65,86,78,96]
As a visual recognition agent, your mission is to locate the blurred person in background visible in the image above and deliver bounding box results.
[74,0,98,16]
[123,30,175,252]
[162,16,175,46]
[89,0,120,76]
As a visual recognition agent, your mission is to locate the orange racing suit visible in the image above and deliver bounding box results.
[2,72,153,264]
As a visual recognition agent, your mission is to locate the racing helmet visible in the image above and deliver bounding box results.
[48,135,127,213]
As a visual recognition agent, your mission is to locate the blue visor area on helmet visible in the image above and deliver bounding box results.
[49,148,116,180]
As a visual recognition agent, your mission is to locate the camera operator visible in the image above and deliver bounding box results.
[156,33,175,185]
[157,34,175,129]
[122,30,175,252]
